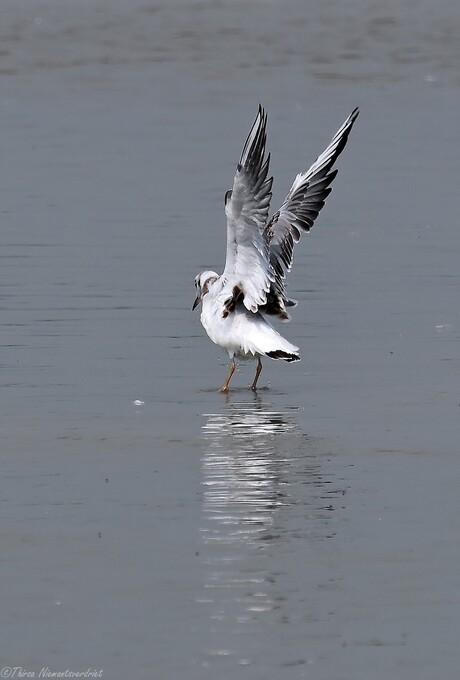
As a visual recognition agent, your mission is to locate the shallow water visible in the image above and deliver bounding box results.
[1,0,460,678]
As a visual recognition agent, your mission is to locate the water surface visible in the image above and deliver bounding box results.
[1,1,460,678]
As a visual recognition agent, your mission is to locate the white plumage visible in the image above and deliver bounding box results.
[193,105,359,392]
[200,280,300,358]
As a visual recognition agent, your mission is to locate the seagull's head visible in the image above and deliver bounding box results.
[192,271,219,310]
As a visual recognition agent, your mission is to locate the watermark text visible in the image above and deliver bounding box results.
[1,668,103,679]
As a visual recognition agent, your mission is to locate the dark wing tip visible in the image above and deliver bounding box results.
[240,105,268,169]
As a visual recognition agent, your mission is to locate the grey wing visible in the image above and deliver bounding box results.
[262,107,359,319]
[221,106,274,314]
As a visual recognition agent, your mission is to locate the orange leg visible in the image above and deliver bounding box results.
[219,358,236,392]
[251,357,263,391]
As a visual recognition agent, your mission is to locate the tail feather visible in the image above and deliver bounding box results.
[266,350,300,362]
[237,308,300,360]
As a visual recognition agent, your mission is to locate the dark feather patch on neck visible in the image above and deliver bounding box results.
[202,276,218,296]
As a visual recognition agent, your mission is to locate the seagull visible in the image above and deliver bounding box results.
[193,105,359,392]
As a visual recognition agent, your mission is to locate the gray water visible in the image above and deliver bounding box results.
[1,1,460,678]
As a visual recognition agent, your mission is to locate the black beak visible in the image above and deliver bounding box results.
[192,295,201,311]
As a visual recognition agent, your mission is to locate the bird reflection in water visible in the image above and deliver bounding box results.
[201,394,298,550]
[200,396,297,625]
[198,394,343,667]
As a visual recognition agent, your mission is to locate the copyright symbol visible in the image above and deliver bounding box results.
[1,668,12,679]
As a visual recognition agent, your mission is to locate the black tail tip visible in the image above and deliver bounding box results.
[266,350,300,363]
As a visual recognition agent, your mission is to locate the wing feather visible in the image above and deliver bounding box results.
[262,107,359,319]
[221,106,274,313]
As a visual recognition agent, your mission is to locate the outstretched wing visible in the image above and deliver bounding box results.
[262,107,359,319]
[221,106,274,314]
